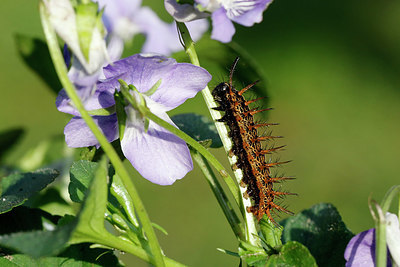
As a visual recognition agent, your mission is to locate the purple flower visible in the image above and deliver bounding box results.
[344,229,380,267]
[344,212,400,267]
[61,54,211,185]
[97,0,209,55]
[165,0,273,43]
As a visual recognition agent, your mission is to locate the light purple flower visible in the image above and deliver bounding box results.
[344,227,393,267]
[97,0,208,55]
[165,0,273,43]
[61,54,211,185]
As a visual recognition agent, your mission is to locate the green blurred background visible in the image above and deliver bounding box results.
[1,0,400,266]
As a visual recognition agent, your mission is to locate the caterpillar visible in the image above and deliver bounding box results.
[212,58,295,226]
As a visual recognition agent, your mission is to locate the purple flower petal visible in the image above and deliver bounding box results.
[135,8,209,55]
[344,229,375,267]
[56,59,115,116]
[121,100,192,185]
[230,0,273,27]
[135,7,179,55]
[211,7,236,43]
[99,0,207,56]
[344,228,392,267]
[64,114,118,147]
[100,54,211,109]
[185,19,210,45]
[56,87,115,116]
[164,0,209,22]
[97,0,142,31]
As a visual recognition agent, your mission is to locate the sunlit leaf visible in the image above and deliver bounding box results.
[265,241,317,266]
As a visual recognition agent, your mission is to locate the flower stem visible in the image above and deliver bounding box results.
[78,233,185,267]
[375,185,400,267]
[39,3,165,266]
[192,151,245,240]
[176,22,260,247]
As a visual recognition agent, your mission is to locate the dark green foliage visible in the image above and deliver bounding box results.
[0,220,76,258]
[0,160,121,263]
[280,203,354,267]
[265,241,317,266]
[171,113,223,148]
[0,243,121,266]
[0,169,59,213]
[0,206,59,235]
[15,35,61,94]
[26,187,75,216]
[0,206,73,258]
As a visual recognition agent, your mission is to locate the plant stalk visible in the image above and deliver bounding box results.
[40,3,165,266]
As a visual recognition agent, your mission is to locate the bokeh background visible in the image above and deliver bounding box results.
[1,0,400,266]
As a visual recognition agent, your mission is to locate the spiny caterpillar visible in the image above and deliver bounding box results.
[212,58,295,226]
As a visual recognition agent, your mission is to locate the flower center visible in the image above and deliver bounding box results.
[202,0,257,18]
[219,0,257,18]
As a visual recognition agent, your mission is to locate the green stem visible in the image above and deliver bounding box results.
[39,3,165,266]
[380,185,400,212]
[78,233,185,267]
[375,185,400,266]
[374,201,387,267]
[176,21,260,247]
[192,151,245,240]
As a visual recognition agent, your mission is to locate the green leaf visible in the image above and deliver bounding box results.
[26,187,75,216]
[265,241,317,266]
[238,241,268,266]
[69,160,99,203]
[259,217,283,251]
[151,222,168,236]
[110,173,138,228]
[0,169,59,214]
[0,243,121,266]
[114,91,127,141]
[280,203,354,267]
[14,35,61,94]
[87,106,116,116]
[0,128,24,163]
[171,113,222,148]
[144,79,162,96]
[0,219,76,258]
[216,248,240,258]
[77,147,97,162]
[76,140,125,164]
[70,157,113,244]
[0,206,73,258]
